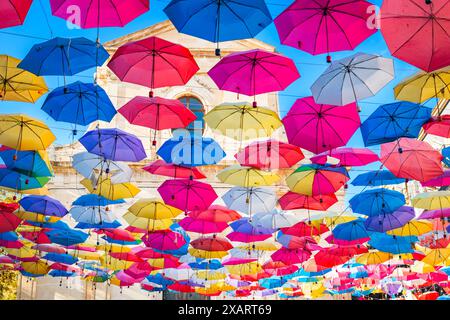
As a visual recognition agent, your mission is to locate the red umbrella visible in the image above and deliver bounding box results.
[179,217,229,234]
[190,237,233,252]
[423,115,450,138]
[314,250,353,268]
[235,140,304,170]
[119,96,197,146]
[311,147,379,166]
[271,248,311,265]
[157,179,218,212]
[108,36,199,96]
[143,160,206,180]
[282,97,361,154]
[281,222,329,237]
[188,205,241,223]
[0,0,33,29]
[226,232,272,243]
[278,192,338,211]
[380,0,450,72]
[0,211,22,233]
[263,261,298,276]
[380,138,444,182]
[95,229,136,242]
[274,0,377,62]
[208,49,300,106]
[20,230,51,244]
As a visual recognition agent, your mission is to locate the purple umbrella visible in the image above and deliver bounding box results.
[419,208,450,220]
[79,128,146,162]
[19,195,68,217]
[364,206,415,233]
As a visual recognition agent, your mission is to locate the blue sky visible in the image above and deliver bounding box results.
[0,0,424,202]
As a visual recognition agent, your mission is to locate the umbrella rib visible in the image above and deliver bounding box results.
[221,1,254,37]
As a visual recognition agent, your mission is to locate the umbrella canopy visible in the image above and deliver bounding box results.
[119,96,196,131]
[179,217,229,234]
[286,164,349,196]
[251,210,300,230]
[188,205,241,223]
[157,131,225,167]
[364,206,416,233]
[274,0,376,60]
[164,0,272,45]
[81,177,140,200]
[311,53,394,106]
[42,81,116,126]
[128,199,182,220]
[107,36,199,93]
[18,37,109,76]
[421,170,450,187]
[368,233,416,255]
[69,206,116,224]
[79,128,147,162]
[142,229,187,251]
[387,220,433,237]
[50,0,149,28]
[310,148,379,167]
[360,102,432,147]
[222,187,277,215]
[0,55,48,103]
[0,169,49,191]
[0,114,56,151]
[349,188,406,217]
[394,68,450,103]
[0,0,33,29]
[380,0,450,72]
[332,218,370,241]
[72,152,132,183]
[204,103,282,141]
[278,192,338,211]
[351,170,406,187]
[412,191,450,210]
[157,179,218,212]
[19,195,68,217]
[0,147,53,177]
[217,165,281,187]
[423,115,450,138]
[208,49,300,103]
[380,138,444,183]
[235,140,304,170]
[123,212,173,232]
[142,160,206,180]
[282,97,361,154]
[45,228,89,247]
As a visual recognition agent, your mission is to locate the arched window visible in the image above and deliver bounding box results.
[178,95,205,134]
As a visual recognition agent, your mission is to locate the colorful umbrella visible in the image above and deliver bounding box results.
[349,188,406,217]
[351,170,406,187]
[0,169,49,191]
[0,147,53,177]
[188,205,241,223]
[421,170,450,187]
[282,97,361,154]
[364,206,416,233]
[311,53,394,106]
[208,49,300,105]
[128,199,182,220]
[332,218,370,241]
[380,0,450,72]
[69,206,116,224]
[143,160,206,180]
[380,138,444,183]
[19,195,68,217]
[423,115,450,138]
[81,177,140,200]
[274,0,376,61]
[278,192,338,211]
[50,0,149,28]
[217,165,281,187]
[179,217,229,234]
[0,0,33,29]
[107,36,199,95]
[142,230,187,251]
[311,147,379,167]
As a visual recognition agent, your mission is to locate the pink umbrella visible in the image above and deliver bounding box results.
[226,232,272,243]
[143,160,206,180]
[418,208,450,220]
[274,0,377,62]
[311,147,379,166]
[423,115,450,138]
[222,257,258,266]
[50,0,149,29]
[278,192,338,211]
[271,248,311,265]
[235,140,304,170]
[142,230,186,251]
[178,217,229,234]
[380,138,444,183]
[125,261,153,278]
[157,179,218,212]
[208,49,300,106]
[282,97,361,154]
[108,36,199,96]
[0,0,33,29]
[32,244,66,254]
[421,170,450,187]
[115,270,144,284]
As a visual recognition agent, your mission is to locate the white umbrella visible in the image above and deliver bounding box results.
[69,206,116,224]
[250,209,301,230]
[311,53,395,106]
[72,152,132,183]
[222,187,277,215]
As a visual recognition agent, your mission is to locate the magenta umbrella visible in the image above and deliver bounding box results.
[178,217,229,234]
[282,97,361,154]
[142,229,186,251]
[421,171,450,187]
[419,208,450,220]
[311,147,379,166]
[157,179,218,212]
[50,0,149,29]
[208,49,300,106]
[274,0,377,62]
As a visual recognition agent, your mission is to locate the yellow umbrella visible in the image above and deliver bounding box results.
[5,246,37,258]
[421,248,450,266]
[356,251,393,265]
[123,212,173,231]
[100,256,133,271]
[15,211,61,223]
[128,198,182,220]
[196,270,226,281]
[21,260,50,276]
[300,282,326,299]
[0,55,48,103]
[68,250,101,261]
[412,191,450,210]
[387,220,433,236]
[189,248,228,259]
[0,114,55,150]
[394,68,450,103]
[237,242,279,251]
[81,177,140,200]
[226,262,262,276]
[410,261,435,274]
[204,102,282,141]
[217,165,280,187]
[96,244,131,253]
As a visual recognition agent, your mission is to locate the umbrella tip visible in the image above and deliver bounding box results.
[149,91,154,98]
[425,0,432,4]
[326,55,332,63]
[215,48,221,57]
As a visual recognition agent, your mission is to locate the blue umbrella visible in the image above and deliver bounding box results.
[0,168,50,190]
[157,130,226,167]
[189,259,223,270]
[364,206,415,233]
[442,147,450,167]
[45,227,89,246]
[18,37,109,76]
[332,218,370,241]
[0,232,18,242]
[437,295,450,300]
[368,233,416,254]
[72,194,125,207]
[42,81,117,126]
[102,237,141,246]
[79,128,147,162]
[230,217,273,235]
[19,195,68,217]
[49,270,77,278]
[259,276,286,289]
[44,253,78,265]
[351,170,406,187]
[144,274,175,288]
[360,102,432,147]
[349,188,406,217]
[164,0,272,55]
[75,221,122,230]
[0,148,53,177]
